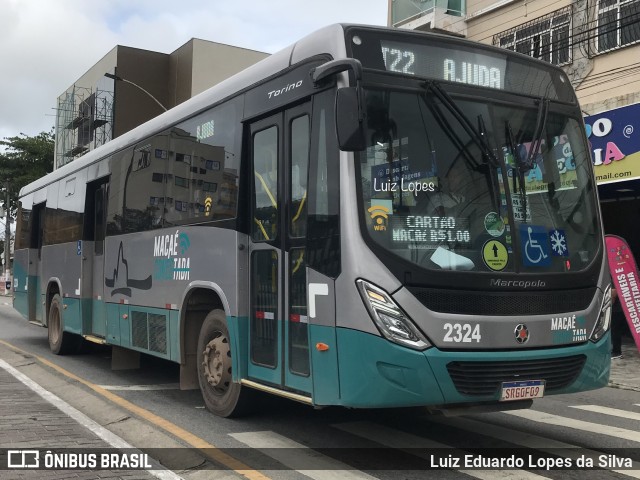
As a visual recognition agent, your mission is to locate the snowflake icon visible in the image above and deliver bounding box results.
[549,229,568,256]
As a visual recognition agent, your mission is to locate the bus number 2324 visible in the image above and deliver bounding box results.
[443,323,482,343]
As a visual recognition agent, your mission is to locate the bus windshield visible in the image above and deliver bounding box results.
[357,86,600,274]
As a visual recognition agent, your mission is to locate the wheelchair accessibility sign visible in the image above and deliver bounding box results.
[520,225,551,267]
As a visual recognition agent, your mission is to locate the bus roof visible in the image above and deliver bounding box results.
[21,23,350,197]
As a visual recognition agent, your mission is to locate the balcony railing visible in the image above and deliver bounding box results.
[391,0,465,27]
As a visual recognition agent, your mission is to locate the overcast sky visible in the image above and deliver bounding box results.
[0,0,387,142]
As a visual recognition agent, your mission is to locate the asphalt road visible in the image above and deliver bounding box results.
[1,300,639,480]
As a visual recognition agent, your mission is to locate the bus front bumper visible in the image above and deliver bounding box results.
[329,327,611,409]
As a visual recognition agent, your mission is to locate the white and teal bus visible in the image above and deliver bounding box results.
[14,24,612,417]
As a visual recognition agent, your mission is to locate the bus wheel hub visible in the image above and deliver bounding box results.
[202,335,230,389]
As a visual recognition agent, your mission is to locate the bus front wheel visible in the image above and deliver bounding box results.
[48,294,81,355]
[197,309,252,417]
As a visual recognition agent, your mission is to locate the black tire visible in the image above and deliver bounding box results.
[48,294,82,355]
[197,309,253,417]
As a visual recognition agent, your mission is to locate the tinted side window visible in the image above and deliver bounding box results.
[165,98,242,225]
[107,134,168,234]
[15,204,31,250]
[43,208,83,245]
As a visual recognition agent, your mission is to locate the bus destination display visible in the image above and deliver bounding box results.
[380,40,506,89]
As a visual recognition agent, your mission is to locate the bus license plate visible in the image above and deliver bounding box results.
[500,380,545,402]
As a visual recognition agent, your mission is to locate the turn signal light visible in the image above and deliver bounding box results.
[315,342,330,351]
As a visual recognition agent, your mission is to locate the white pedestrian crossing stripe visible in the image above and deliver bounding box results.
[503,408,640,442]
[333,421,551,480]
[230,430,376,480]
[229,403,640,479]
[570,405,640,422]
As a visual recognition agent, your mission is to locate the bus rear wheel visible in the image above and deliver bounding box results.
[48,294,81,355]
[197,309,252,417]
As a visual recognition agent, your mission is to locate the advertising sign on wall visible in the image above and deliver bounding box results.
[584,103,640,185]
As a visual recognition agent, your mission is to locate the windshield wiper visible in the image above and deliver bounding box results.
[423,81,500,168]
[526,97,549,171]
[505,119,529,224]
[422,81,501,210]
[504,97,550,224]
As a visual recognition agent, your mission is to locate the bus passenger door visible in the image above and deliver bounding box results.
[248,104,312,395]
[29,203,45,323]
[84,180,108,338]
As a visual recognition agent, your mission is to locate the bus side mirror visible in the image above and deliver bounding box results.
[336,87,366,151]
[312,59,366,152]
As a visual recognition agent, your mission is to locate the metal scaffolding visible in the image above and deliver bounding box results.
[55,85,113,169]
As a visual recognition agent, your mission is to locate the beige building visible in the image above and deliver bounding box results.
[55,39,268,169]
[463,0,640,115]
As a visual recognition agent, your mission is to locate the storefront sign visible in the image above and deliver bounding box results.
[585,103,640,184]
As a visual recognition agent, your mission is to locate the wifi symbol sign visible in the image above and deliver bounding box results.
[368,205,390,231]
[204,197,213,215]
[178,232,191,254]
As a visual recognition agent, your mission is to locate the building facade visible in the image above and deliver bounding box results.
[55,40,268,170]
[389,0,640,262]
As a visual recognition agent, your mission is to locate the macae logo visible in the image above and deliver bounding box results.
[153,230,191,281]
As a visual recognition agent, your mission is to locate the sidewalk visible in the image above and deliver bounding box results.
[0,343,239,480]
[608,335,640,391]
[0,363,164,479]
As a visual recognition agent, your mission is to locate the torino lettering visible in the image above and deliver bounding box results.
[268,80,303,99]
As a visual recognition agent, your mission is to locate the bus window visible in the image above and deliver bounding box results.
[289,115,309,237]
[108,138,166,234]
[167,100,241,224]
[251,249,278,367]
[252,126,279,241]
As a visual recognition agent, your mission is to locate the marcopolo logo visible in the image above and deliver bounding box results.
[490,279,546,288]
[153,230,191,281]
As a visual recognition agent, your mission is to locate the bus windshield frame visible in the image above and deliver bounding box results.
[346,28,602,291]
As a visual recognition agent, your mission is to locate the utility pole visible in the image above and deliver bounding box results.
[4,180,10,293]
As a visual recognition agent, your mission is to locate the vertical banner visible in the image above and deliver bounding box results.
[605,235,640,352]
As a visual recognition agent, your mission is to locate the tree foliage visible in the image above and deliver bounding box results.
[0,130,54,214]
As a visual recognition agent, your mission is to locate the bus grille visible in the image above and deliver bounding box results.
[446,355,586,396]
[407,287,596,315]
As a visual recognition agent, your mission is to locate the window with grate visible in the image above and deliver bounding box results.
[597,0,640,53]
[494,7,572,66]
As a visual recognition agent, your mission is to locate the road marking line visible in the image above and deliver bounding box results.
[570,405,640,422]
[333,421,550,480]
[0,359,182,480]
[0,339,270,480]
[503,409,640,443]
[99,383,180,391]
[429,416,640,478]
[230,430,377,480]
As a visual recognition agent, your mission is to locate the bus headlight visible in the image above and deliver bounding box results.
[590,284,612,343]
[356,279,431,351]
